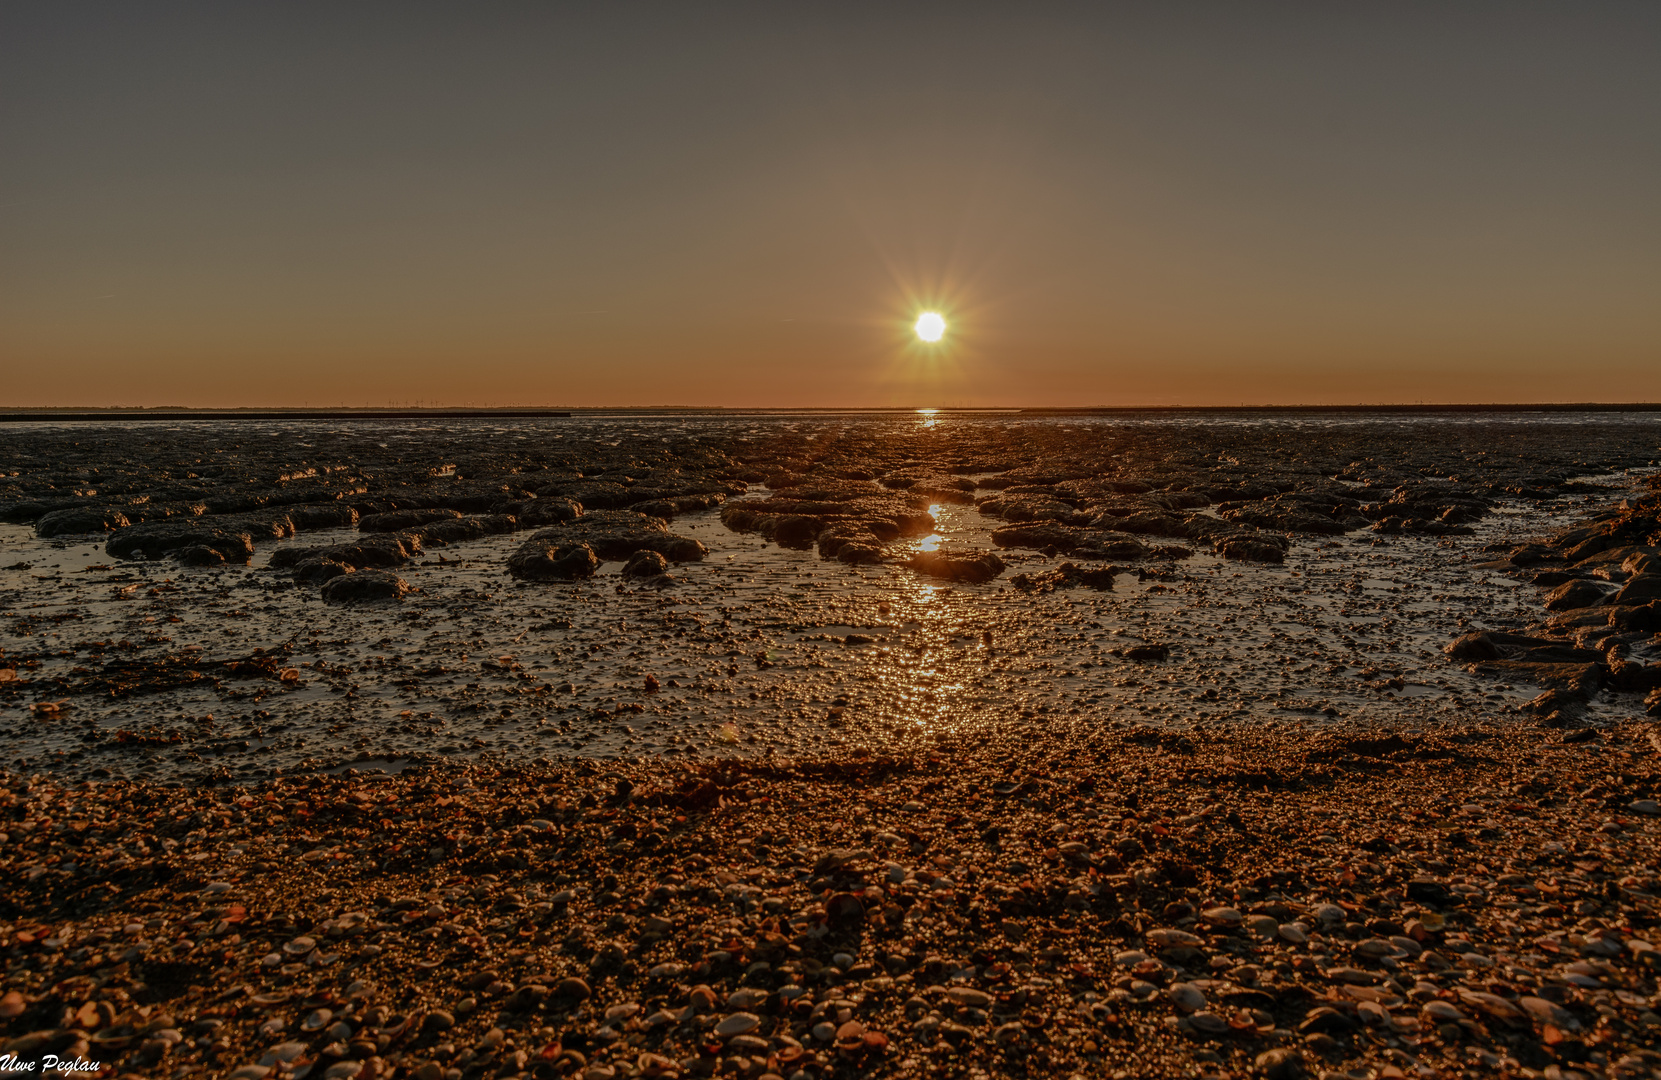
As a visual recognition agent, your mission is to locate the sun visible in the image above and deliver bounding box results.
[914,311,946,343]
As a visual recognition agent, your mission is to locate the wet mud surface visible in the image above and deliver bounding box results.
[4,414,1661,1080]
[1,413,1660,785]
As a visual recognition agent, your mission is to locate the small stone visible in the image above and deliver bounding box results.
[556,977,592,1000]
[422,1010,455,1032]
[1278,923,1308,945]
[714,1012,760,1038]
[1421,1001,1464,1023]
[1166,983,1206,1013]
[1200,906,1242,927]
[1189,1011,1230,1035]
[1255,1048,1305,1079]
[1517,996,1578,1029]
[946,987,991,1009]
[811,1021,837,1041]
[1147,928,1203,948]
[727,988,768,1010]
[301,1008,333,1031]
[1629,799,1661,815]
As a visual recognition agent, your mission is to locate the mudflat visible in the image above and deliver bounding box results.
[0,412,1659,1079]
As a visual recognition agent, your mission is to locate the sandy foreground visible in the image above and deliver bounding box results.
[2,723,1659,1080]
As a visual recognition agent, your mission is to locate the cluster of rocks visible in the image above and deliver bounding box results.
[3,416,1646,598]
[1447,477,1661,727]
[1,721,1658,1080]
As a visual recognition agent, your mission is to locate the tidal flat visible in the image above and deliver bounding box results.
[1,412,1659,1080]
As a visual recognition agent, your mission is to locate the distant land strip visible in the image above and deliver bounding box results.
[3,403,1661,422]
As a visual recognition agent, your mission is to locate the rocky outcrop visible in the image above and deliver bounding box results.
[269,533,423,570]
[527,510,706,563]
[507,541,601,581]
[905,550,1006,583]
[36,506,131,536]
[621,550,670,578]
[359,508,462,533]
[1011,562,1119,592]
[320,569,409,604]
[106,520,257,563]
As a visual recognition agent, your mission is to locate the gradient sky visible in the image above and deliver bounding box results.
[3,3,1658,408]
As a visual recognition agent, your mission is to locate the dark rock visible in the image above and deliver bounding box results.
[292,557,353,585]
[1406,878,1451,905]
[1507,543,1560,566]
[269,533,422,570]
[628,499,677,521]
[36,506,131,536]
[177,545,225,566]
[1124,643,1171,661]
[359,509,462,532]
[1010,562,1118,593]
[1544,579,1613,612]
[1470,660,1603,698]
[905,550,1006,583]
[285,503,361,530]
[529,511,706,563]
[320,570,409,604]
[1607,658,1661,691]
[412,514,517,546]
[771,515,824,549]
[1215,535,1287,563]
[107,521,256,563]
[1297,1007,1355,1035]
[507,542,601,581]
[621,550,670,578]
[1613,574,1661,606]
[990,522,1089,552]
[534,480,632,509]
[1444,632,1502,661]
[507,497,582,528]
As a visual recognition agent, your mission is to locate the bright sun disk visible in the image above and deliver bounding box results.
[914,312,946,343]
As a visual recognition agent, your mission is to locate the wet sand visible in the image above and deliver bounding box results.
[1,413,1660,1078]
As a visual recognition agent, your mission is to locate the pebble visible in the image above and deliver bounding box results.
[714,1012,760,1038]
[556,977,592,1000]
[1518,996,1579,1029]
[1200,906,1241,927]
[727,988,768,1009]
[1421,1001,1465,1023]
[1165,983,1206,1012]
[1146,928,1203,947]
[1188,1011,1229,1035]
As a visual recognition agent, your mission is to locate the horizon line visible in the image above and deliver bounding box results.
[5,402,1661,422]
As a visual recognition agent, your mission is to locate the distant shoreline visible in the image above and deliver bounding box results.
[4,402,1661,422]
